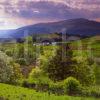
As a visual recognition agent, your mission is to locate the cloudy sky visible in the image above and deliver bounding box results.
[0,0,100,29]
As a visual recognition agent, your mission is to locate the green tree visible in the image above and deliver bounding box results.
[63,77,82,95]
[44,43,95,85]
[44,43,77,81]
[75,58,96,85]
[0,52,23,84]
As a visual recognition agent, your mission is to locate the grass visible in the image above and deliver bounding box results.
[71,36,100,57]
[0,83,98,100]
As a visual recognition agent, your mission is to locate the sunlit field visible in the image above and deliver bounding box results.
[0,83,98,100]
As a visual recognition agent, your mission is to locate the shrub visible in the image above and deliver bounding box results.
[29,68,51,84]
[63,77,82,95]
[9,63,23,85]
[22,80,35,88]
[82,86,100,98]
[28,68,52,91]
[75,58,96,86]
[5,50,13,57]
[15,58,27,65]
[49,82,64,95]
[0,52,23,85]
[91,90,100,98]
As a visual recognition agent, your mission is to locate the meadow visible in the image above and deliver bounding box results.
[0,83,98,100]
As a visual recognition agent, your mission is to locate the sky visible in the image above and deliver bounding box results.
[0,0,100,29]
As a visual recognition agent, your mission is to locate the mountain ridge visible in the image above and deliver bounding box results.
[0,18,100,39]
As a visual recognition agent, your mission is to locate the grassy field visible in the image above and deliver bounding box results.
[0,83,98,100]
[71,36,100,57]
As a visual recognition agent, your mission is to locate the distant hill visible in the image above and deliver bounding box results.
[0,30,15,38]
[0,18,100,39]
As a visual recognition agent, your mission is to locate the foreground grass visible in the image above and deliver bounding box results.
[0,83,98,100]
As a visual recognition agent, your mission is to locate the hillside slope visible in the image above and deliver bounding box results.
[12,18,100,38]
[0,83,97,100]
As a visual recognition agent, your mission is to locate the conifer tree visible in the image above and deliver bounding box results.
[45,43,77,81]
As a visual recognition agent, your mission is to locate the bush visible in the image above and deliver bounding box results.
[75,58,96,86]
[82,86,100,98]
[63,77,82,95]
[29,68,52,84]
[15,58,27,65]
[22,80,35,88]
[0,52,23,85]
[5,50,13,57]
[27,67,64,95]
[27,68,52,91]
[9,63,23,85]
[49,82,64,95]
[90,88,100,98]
